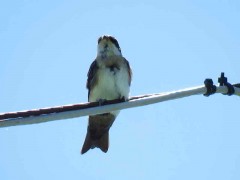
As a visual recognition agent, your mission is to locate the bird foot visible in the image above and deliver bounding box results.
[97,99,107,106]
[119,96,127,102]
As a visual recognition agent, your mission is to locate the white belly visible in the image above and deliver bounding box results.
[89,67,130,102]
[89,66,130,116]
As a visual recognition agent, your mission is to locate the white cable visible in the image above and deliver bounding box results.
[0,85,239,128]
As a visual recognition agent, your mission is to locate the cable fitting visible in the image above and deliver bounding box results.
[218,72,235,96]
[204,79,216,97]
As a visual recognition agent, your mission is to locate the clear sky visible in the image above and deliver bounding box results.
[0,0,240,179]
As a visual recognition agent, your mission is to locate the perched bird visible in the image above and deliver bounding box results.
[81,35,132,154]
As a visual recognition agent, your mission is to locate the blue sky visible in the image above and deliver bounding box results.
[0,0,240,179]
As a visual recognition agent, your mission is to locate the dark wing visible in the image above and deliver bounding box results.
[86,60,99,100]
[124,58,132,85]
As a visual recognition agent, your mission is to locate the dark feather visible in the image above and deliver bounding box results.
[124,58,132,86]
[86,60,99,100]
[81,113,115,154]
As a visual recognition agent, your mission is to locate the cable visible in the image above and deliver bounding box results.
[0,73,239,128]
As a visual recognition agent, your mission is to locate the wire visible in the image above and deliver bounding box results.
[0,84,239,128]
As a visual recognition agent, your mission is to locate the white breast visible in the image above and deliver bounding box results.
[89,63,130,116]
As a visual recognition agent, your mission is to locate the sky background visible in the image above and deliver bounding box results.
[0,0,240,179]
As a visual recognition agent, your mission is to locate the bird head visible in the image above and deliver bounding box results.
[97,35,122,58]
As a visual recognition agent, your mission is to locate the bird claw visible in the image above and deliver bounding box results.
[119,96,127,102]
[97,99,107,106]
[97,97,126,106]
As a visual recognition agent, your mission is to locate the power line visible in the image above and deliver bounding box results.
[0,73,239,128]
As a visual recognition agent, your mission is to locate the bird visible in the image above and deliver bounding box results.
[81,35,132,154]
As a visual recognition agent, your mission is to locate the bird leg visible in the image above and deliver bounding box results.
[97,98,107,106]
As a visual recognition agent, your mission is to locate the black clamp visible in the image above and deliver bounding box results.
[218,72,235,96]
[204,79,216,97]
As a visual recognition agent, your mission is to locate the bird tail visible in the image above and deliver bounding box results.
[81,113,115,154]
[81,130,109,154]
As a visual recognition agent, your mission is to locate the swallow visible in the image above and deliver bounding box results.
[81,35,132,154]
